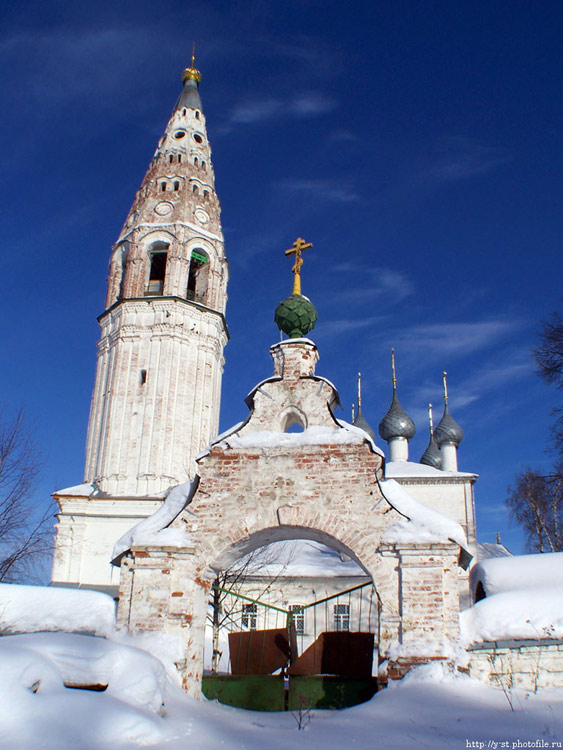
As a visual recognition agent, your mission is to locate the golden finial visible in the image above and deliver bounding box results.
[391,348,397,392]
[428,403,434,434]
[357,372,362,410]
[496,531,501,544]
[284,237,313,296]
[182,42,202,85]
[442,371,449,405]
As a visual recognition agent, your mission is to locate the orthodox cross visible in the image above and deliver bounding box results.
[284,237,313,295]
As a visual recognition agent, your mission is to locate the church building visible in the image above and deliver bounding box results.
[50,60,515,704]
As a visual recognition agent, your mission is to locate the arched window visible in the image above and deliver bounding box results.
[194,157,199,166]
[161,181,167,192]
[187,249,210,304]
[146,242,169,295]
[177,154,182,163]
[192,185,199,195]
[203,190,209,199]
[173,181,180,191]
[169,155,173,164]
[202,160,206,170]
[195,110,200,120]
[182,108,187,116]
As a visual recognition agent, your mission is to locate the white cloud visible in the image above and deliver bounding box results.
[395,320,521,357]
[413,136,511,187]
[279,178,359,203]
[225,92,335,129]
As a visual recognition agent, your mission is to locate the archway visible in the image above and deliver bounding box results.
[201,529,381,711]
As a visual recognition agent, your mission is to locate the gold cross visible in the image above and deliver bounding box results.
[284,237,313,295]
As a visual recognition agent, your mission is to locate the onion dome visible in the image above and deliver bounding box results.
[275,237,317,338]
[352,372,376,440]
[420,403,442,468]
[433,372,463,447]
[353,409,376,441]
[434,404,463,447]
[274,294,317,338]
[378,349,415,441]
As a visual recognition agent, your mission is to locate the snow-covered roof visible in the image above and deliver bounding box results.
[234,540,365,578]
[385,461,477,479]
[470,551,563,599]
[379,478,468,550]
[218,423,384,456]
[112,479,198,562]
[53,482,95,497]
[460,587,563,646]
[476,542,512,560]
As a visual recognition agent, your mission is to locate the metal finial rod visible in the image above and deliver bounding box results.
[496,531,501,544]
[191,42,196,68]
[357,372,362,409]
[428,403,434,434]
[442,371,448,405]
[352,402,356,421]
[391,348,397,391]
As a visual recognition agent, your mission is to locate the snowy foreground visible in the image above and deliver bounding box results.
[1,630,562,750]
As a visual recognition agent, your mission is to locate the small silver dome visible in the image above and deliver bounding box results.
[420,434,442,469]
[433,405,463,447]
[353,408,376,441]
[378,393,416,442]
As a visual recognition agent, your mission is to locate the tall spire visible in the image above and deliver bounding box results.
[353,371,376,440]
[379,349,415,461]
[420,403,442,468]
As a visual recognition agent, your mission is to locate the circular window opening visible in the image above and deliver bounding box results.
[174,130,186,140]
[193,133,203,144]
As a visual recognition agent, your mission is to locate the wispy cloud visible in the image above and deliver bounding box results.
[412,136,511,187]
[394,320,521,357]
[225,92,335,129]
[314,316,386,338]
[279,178,359,203]
[334,266,415,303]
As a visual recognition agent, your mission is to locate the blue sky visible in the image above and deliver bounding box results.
[1,0,561,556]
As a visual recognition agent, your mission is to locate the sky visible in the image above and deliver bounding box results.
[1,0,562,559]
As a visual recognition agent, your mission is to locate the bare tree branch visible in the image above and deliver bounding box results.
[506,469,563,553]
[0,409,54,583]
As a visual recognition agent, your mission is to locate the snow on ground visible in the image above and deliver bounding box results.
[1,642,562,750]
[461,587,563,645]
[0,583,116,637]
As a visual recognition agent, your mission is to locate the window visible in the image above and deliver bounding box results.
[187,249,209,303]
[242,603,257,630]
[173,181,180,191]
[146,242,169,295]
[195,110,200,119]
[333,603,350,631]
[193,133,203,144]
[289,605,305,635]
[194,157,199,166]
[192,185,199,195]
[178,154,182,163]
[169,155,173,164]
[202,160,206,170]
[161,182,167,191]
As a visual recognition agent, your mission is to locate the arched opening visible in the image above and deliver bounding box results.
[187,249,210,304]
[475,580,486,603]
[203,530,379,712]
[192,184,199,194]
[169,154,173,164]
[173,181,180,191]
[146,242,169,295]
[160,181,167,192]
[281,407,307,433]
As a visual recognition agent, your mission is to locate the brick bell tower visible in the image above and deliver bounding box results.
[52,57,229,591]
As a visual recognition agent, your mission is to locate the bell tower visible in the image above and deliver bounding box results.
[84,57,228,497]
[52,58,228,590]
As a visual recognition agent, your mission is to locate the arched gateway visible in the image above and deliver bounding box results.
[115,341,468,700]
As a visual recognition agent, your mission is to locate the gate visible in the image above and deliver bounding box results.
[202,581,379,711]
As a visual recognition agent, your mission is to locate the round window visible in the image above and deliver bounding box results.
[193,133,203,144]
[174,130,186,139]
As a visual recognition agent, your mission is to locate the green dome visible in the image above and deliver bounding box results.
[274,294,318,338]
